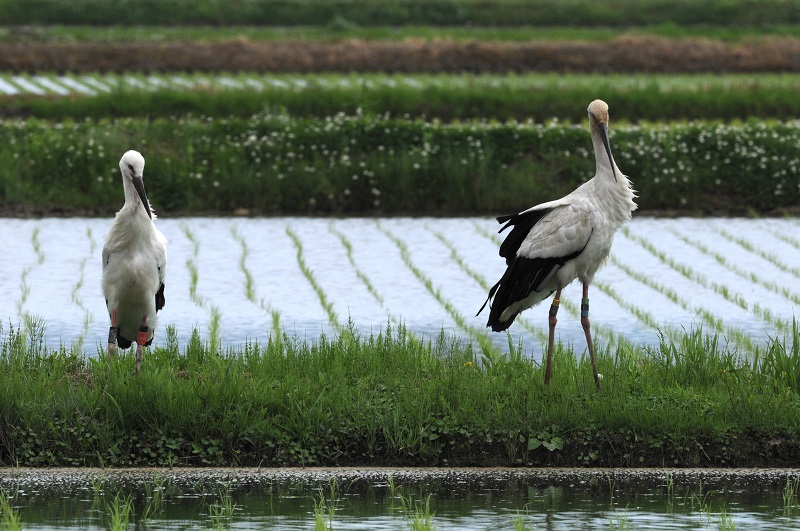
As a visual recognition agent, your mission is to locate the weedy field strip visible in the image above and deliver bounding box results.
[180,224,222,348]
[378,222,501,357]
[714,225,800,279]
[668,227,800,307]
[328,222,398,325]
[285,226,342,332]
[68,226,97,350]
[471,221,631,347]
[620,227,791,333]
[230,225,281,340]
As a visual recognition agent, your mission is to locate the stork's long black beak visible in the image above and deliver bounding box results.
[132,175,153,219]
[598,122,618,182]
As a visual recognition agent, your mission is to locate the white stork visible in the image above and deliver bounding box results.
[478,100,636,390]
[102,150,167,374]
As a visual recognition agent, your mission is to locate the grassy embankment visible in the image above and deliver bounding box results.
[1,114,798,216]
[5,74,800,123]
[0,319,799,468]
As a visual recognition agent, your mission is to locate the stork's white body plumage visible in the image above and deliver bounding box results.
[479,100,636,389]
[102,150,167,373]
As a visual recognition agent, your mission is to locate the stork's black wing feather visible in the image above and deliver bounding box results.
[496,208,554,265]
[483,233,591,332]
[155,283,165,311]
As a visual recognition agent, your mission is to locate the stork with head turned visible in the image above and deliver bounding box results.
[102,150,167,374]
[478,99,636,390]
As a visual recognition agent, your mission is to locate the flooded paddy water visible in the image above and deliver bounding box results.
[1,216,799,359]
[2,467,800,529]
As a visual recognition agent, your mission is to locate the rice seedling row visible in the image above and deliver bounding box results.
[7,73,800,122]
[181,224,222,348]
[327,222,399,328]
[620,227,792,333]
[230,225,282,340]
[377,221,500,358]
[667,227,800,308]
[13,226,44,330]
[714,225,800,279]
[68,227,96,351]
[608,254,756,353]
[285,225,342,331]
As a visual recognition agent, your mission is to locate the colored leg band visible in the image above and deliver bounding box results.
[581,298,590,318]
[108,327,118,344]
[137,325,148,346]
[549,298,560,317]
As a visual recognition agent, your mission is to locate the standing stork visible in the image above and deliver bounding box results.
[102,150,167,374]
[478,100,636,390]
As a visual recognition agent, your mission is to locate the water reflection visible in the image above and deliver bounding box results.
[1,468,799,530]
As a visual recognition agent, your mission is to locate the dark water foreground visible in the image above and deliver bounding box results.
[1,467,799,529]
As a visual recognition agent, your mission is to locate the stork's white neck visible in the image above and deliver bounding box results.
[590,128,621,181]
[586,127,638,224]
[121,175,155,220]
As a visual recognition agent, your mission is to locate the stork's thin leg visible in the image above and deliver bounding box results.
[581,282,601,391]
[107,309,118,358]
[544,289,562,386]
[135,316,148,375]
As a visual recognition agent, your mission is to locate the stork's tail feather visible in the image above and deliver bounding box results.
[476,279,502,317]
[488,313,516,332]
[117,336,133,349]
[116,334,154,349]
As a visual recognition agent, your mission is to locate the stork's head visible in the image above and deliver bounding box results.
[119,150,152,219]
[587,99,617,182]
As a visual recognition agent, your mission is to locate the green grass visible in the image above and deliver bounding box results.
[2,112,799,216]
[0,488,22,531]
[8,73,800,122]
[1,318,800,468]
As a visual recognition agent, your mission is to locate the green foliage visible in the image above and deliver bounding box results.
[6,24,800,43]
[1,0,799,26]
[1,113,798,216]
[1,319,800,468]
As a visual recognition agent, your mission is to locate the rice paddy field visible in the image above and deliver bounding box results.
[3,5,800,529]
[3,216,800,355]
[5,73,800,122]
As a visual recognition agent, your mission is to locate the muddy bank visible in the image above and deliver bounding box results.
[2,466,799,490]
[3,36,800,74]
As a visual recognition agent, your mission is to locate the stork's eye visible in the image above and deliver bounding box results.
[128,164,134,172]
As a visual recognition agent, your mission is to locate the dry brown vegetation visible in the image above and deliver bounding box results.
[3,36,800,73]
